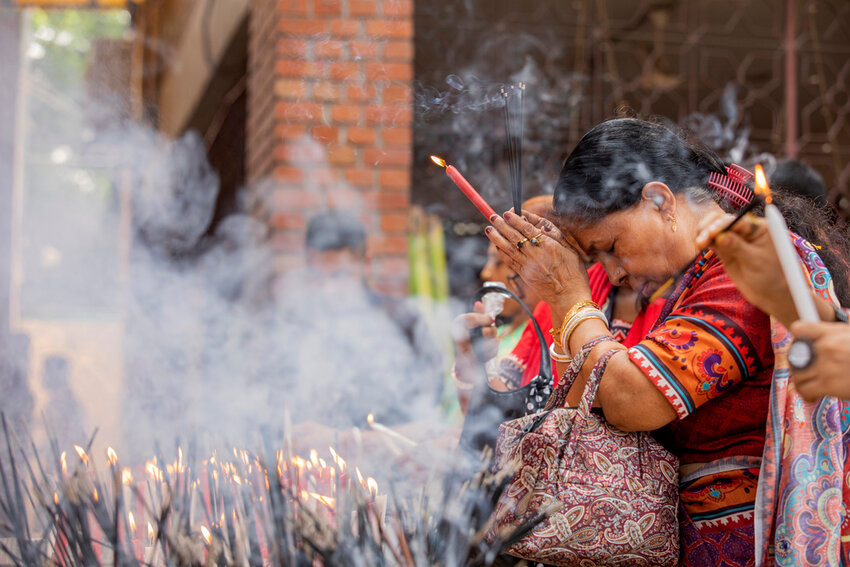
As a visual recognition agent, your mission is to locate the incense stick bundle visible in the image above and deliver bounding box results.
[502,84,525,215]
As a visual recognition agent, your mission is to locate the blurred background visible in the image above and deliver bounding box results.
[0,0,848,456]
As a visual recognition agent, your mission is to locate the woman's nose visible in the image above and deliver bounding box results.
[480,262,494,282]
[601,258,628,287]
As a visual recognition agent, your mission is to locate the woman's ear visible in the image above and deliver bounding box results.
[641,182,676,215]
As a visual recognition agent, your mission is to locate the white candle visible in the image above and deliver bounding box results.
[764,203,820,322]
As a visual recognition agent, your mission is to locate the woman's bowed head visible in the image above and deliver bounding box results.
[486,118,732,317]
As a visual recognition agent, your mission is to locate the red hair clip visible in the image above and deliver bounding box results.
[707,164,755,209]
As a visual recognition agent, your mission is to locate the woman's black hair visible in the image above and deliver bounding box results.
[553,118,728,223]
[554,117,850,306]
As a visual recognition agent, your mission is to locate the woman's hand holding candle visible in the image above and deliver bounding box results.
[695,211,836,328]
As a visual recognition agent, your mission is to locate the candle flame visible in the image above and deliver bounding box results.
[308,492,336,509]
[310,449,319,468]
[106,447,118,466]
[121,468,133,485]
[200,525,211,545]
[74,445,88,465]
[754,164,773,203]
[54,491,59,505]
[355,466,365,487]
[430,155,446,168]
[128,511,136,532]
[60,451,67,473]
[147,521,155,541]
[93,488,99,502]
[366,413,374,424]
[367,477,378,497]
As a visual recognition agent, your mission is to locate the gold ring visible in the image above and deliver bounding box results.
[516,237,529,249]
[529,233,545,246]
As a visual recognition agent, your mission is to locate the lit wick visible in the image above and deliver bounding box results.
[754,165,820,322]
[430,155,496,220]
[366,413,417,450]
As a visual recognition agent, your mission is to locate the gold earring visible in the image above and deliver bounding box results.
[667,213,678,232]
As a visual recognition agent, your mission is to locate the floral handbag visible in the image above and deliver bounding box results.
[491,344,680,566]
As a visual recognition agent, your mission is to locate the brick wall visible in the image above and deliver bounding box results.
[246,0,414,295]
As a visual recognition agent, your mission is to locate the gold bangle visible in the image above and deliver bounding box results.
[551,299,598,346]
[564,313,608,350]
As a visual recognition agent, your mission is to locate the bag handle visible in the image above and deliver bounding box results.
[543,335,613,411]
[469,284,552,386]
[564,348,621,465]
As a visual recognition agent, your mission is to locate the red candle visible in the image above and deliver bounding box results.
[431,155,496,220]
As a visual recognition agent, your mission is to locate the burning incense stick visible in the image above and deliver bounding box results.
[366,413,417,450]
[501,84,525,215]
[431,155,496,220]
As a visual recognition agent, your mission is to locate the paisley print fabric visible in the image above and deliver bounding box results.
[493,348,679,566]
[754,235,850,567]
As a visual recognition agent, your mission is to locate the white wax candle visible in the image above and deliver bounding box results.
[764,203,820,322]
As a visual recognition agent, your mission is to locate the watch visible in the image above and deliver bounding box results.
[788,337,815,371]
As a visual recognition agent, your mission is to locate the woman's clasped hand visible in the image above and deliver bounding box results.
[484,210,591,308]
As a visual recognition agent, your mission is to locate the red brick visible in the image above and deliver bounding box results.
[346,126,375,145]
[276,38,308,58]
[271,167,305,184]
[345,167,374,187]
[278,19,327,35]
[331,104,362,123]
[314,0,341,16]
[330,62,361,81]
[366,190,409,209]
[270,212,307,230]
[348,84,377,102]
[365,104,412,125]
[379,168,409,189]
[314,40,344,59]
[381,127,411,147]
[311,125,339,143]
[274,101,323,122]
[274,79,308,99]
[350,40,378,58]
[312,81,340,101]
[272,188,321,209]
[365,62,412,81]
[364,148,411,166]
[330,19,360,37]
[277,0,308,15]
[327,145,357,165]
[383,40,412,61]
[327,188,362,208]
[274,124,308,140]
[275,59,306,77]
[308,167,339,187]
[349,0,377,16]
[369,235,408,255]
[379,212,408,232]
[384,0,413,17]
[275,141,326,163]
[382,84,411,103]
[365,19,412,39]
